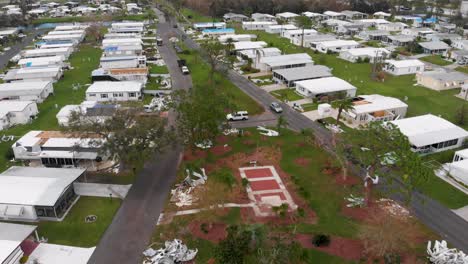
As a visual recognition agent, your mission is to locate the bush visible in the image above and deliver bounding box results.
[241,178,249,187]
[356,57,363,63]
[4,147,14,161]
[200,223,209,234]
[363,57,370,63]
[297,207,305,217]
[312,234,331,247]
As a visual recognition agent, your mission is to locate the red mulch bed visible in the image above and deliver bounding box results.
[189,221,227,243]
[210,145,232,155]
[216,135,230,144]
[242,139,255,146]
[334,173,360,186]
[296,234,364,261]
[294,157,311,167]
[341,203,380,222]
[183,149,207,162]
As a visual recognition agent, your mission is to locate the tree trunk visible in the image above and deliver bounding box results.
[336,107,343,125]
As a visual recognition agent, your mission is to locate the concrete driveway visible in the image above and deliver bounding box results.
[73,183,131,199]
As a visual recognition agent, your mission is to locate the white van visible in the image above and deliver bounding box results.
[226,111,249,121]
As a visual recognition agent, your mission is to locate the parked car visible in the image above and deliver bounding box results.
[226,111,249,121]
[270,102,283,113]
[181,66,190,74]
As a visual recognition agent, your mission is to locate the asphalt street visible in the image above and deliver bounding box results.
[0,27,46,70]
[88,12,191,263]
[175,19,468,251]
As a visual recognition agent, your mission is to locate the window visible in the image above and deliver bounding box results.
[129,92,136,97]
[88,93,96,97]
[100,94,108,98]
[113,93,119,97]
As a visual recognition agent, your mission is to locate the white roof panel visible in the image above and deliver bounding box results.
[351,94,407,114]
[385,59,424,68]
[86,81,142,93]
[296,77,357,94]
[27,243,95,264]
[391,114,468,147]
[260,53,312,67]
[0,166,84,206]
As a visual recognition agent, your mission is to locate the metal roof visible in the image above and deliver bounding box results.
[273,65,332,81]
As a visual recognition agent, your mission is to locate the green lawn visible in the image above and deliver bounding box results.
[32,13,151,25]
[37,197,121,247]
[0,45,101,171]
[455,66,468,74]
[420,55,453,66]
[178,50,263,115]
[180,8,218,23]
[271,88,303,102]
[301,102,318,112]
[149,64,169,74]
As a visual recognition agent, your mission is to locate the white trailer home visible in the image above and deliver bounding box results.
[242,21,277,30]
[255,53,313,72]
[218,34,256,43]
[100,56,146,69]
[339,47,390,63]
[233,41,268,52]
[295,77,357,99]
[56,101,117,126]
[38,43,75,50]
[265,24,297,34]
[281,29,317,42]
[18,55,65,68]
[384,59,425,75]
[391,114,468,154]
[3,67,63,83]
[275,12,299,22]
[102,38,143,48]
[103,44,143,57]
[416,70,468,91]
[0,101,38,130]
[22,47,72,59]
[272,65,332,87]
[0,166,85,221]
[85,81,143,102]
[110,22,144,33]
[0,81,53,103]
[251,13,276,22]
[41,34,84,44]
[445,149,468,185]
[342,94,408,125]
[313,40,359,53]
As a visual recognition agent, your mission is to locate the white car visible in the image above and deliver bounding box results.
[181,66,190,74]
[226,111,249,121]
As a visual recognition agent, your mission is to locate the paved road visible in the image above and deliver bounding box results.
[174,19,468,251]
[88,12,192,264]
[0,27,46,70]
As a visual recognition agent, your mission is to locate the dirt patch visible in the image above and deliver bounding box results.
[216,135,230,144]
[210,145,232,156]
[341,204,377,222]
[183,149,207,162]
[296,234,364,261]
[242,139,255,146]
[189,221,227,243]
[334,173,360,186]
[294,157,311,167]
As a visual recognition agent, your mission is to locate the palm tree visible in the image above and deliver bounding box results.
[295,15,312,48]
[331,98,354,125]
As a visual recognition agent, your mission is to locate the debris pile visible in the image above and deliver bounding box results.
[144,97,170,112]
[223,128,239,136]
[143,239,198,264]
[377,198,410,218]
[170,168,208,207]
[257,126,279,137]
[325,123,344,133]
[345,194,365,208]
[427,240,468,264]
[195,140,213,149]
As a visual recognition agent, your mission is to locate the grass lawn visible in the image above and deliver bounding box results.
[0,45,101,171]
[301,102,318,112]
[420,55,453,66]
[180,8,217,23]
[37,197,121,247]
[270,88,303,102]
[149,64,169,74]
[178,50,263,115]
[33,13,150,25]
[455,66,468,74]
[250,75,275,86]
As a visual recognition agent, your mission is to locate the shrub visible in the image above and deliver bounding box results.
[312,234,331,247]
[4,147,14,161]
[241,178,249,187]
[363,57,370,63]
[297,207,305,217]
[356,57,363,63]
[200,223,209,234]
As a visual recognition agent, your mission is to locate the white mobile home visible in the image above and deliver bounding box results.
[342,94,408,125]
[297,34,337,48]
[86,81,143,102]
[0,81,53,103]
[104,33,142,39]
[41,34,84,44]
[401,28,435,38]
[281,29,317,41]
[445,149,468,185]
[416,71,468,91]
[252,13,276,22]
[242,21,277,30]
[100,56,146,69]
[376,22,407,32]
[110,22,144,33]
[54,25,87,31]
[314,40,359,53]
[193,22,226,31]
[0,166,85,221]
[323,11,346,20]
[233,41,267,51]
[255,53,313,72]
[384,59,425,75]
[295,77,357,99]
[265,24,297,34]
[339,47,390,63]
[223,12,249,22]
[47,30,85,36]
[218,34,256,43]
[384,34,415,46]
[38,43,75,50]
[57,101,117,126]
[18,55,65,68]
[238,47,281,60]
[0,101,38,130]
[275,12,299,22]
[22,47,72,59]
[418,41,450,55]
[102,38,143,47]
[3,67,63,83]
[272,65,332,87]
[391,114,468,154]
[92,67,148,83]
[103,44,143,57]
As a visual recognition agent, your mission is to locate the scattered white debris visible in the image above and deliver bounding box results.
[195,140,213,149]
[170,168,208,207]
[143,239,198,264]
[155,59,166,66]
[257,126,279,137]
[325,123,344,133]
[345,194,365,208]
[144,97,170,112]
[292,103,304,112]
[377,198,410,218]
[223,128,239,135]
[169,37,179,43]
[427,240,468,264]
[1,135,15,142]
